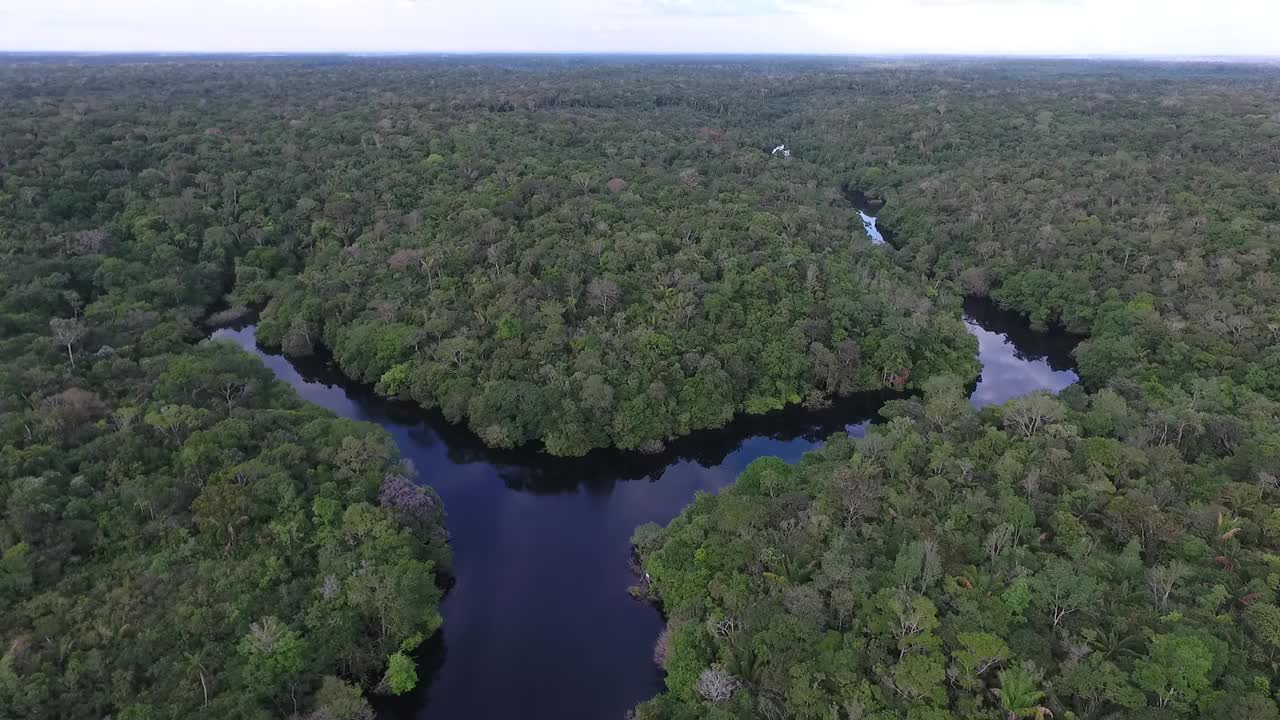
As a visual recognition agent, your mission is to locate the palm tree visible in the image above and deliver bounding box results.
[725,644,761,687]
[1083,626,1144,661]
[993,667,1053,720]
[181,650,210,708]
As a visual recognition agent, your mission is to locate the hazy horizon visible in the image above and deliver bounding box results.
[4,51,1279,61]
[3,0,1277,58]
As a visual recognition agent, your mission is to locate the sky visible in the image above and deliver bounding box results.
[2,0,1277,57]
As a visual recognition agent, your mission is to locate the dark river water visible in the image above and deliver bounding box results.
[209,296,1077,720]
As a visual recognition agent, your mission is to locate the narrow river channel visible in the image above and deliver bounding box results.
[209,293,1078,720]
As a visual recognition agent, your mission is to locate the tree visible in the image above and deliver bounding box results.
[1146,561,1189,610]
[892,651,946,703]
[696,668,739,702]
[1133,633,1214,709]
[1003,393,1065,438]
[1204,692,1280,720]
[49,317,86,368]
[37,387,106,433]
[306,677,374,720]
[1245,601,1280,666]
[72,227,111,254]
[284,315,317,356]
[652,626,671,669]
[959,267,991,295]
[381,652,417,695]
[0,544,33,603]
[180,650,211,709]
[825,453,882,527]
[1032,558,1100,628]
[952,632,1011,680]
[993,666,1052,720]
[881,590,941,658]
[239,616,305,697]
[160,342,271,412]
[894,539,942,593]
[587,276,621,316]
[378,472,443,534]
[1058,656,1143,717]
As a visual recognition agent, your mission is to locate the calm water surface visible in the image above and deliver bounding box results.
[858,211,886,245]
[962,297,1078,407]
[210,297,1077,720]
[846,188,889,247]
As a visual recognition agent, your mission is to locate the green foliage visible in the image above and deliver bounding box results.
[382,652,418,695]
[623,58,1280,719]
[2,59,992,456]
[308,677,374,720]
[1133,633,1215,711]
[1058,656,1144,716]
[0,338,450,719]
[0,63,453,718]
[239,616,305,692]
[637,386,1280,718]
[994,666,1050,720]
[952,632,1011,685]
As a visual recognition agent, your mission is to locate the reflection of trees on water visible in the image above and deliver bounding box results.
[485,390,900,495]
[963,296,1080,373]
[279,341,898,494]
[217,297,1079,497]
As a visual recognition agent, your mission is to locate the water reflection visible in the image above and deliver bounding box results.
[213,323,894,494]
[209,298,1077,720]
[843,187,892,247]
[210,323,886,720]
[963,297,1079,407]
[859,211,886,246]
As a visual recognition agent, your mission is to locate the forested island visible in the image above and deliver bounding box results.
[2,55,1279,719]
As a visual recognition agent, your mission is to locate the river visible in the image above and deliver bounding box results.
[208,294,1077,720]
[846,188,890,247]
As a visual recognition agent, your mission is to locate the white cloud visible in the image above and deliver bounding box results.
[0,0,1275,56]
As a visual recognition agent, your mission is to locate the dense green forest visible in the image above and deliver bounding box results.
[634,378,1280,719]
[3,56,1280,719]
[2,57,983,457]
[625,60,1280,719]
[0,60,452,719]
[792,65,1280,397]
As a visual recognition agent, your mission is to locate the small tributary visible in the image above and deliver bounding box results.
[846,187,890,247]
